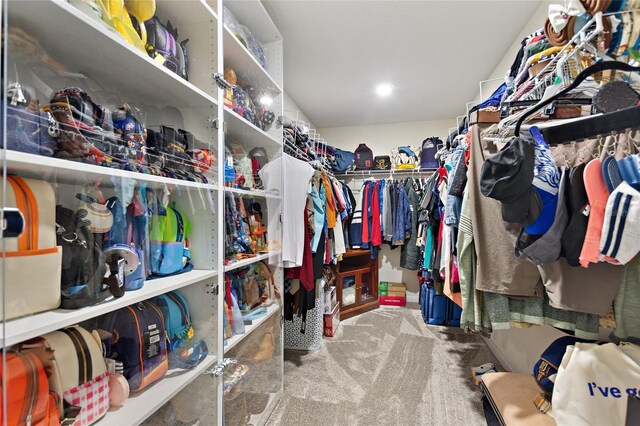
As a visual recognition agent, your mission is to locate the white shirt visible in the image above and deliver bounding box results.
[261,154,314,268]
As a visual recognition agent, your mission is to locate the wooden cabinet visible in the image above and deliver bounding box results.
[336,249,379,320]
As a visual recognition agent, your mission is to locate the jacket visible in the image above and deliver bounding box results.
[392,183,411,246]
[400,178,421,270]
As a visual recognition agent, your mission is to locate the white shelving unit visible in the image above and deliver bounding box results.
[3,0,283,424]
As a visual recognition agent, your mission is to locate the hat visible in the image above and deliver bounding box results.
[599,181,640,265]
[579,159,611,267]
[516,168,569,264]
[602,155,623,193]
[249,147,269,168]
[480,136,541,224]
[617,154,640,190]
[561,163,589,267]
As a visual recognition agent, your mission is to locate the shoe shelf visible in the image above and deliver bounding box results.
[8,0,218,108]
[101,354,218,426]
[0,269,218,348]
[224,303,280,354]
[224,251,282,272]
[1,150,218,191]
[225,106,283,148]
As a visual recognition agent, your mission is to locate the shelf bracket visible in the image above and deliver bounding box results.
[213,73,234,91]
[209,358,231,377]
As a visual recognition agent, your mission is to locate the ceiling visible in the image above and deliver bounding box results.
[263,0,542,128]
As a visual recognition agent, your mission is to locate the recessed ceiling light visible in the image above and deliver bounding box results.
[259,95,273,106]
[376,83,393,97]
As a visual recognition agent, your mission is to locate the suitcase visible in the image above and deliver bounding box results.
[22,326,109,426]
[447,300,463,327]
[0,351,61,426]
[419,278,447,325]
[1,175,62,320]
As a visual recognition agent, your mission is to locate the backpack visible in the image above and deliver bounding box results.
[420,137,440,169]
[153,291,208,369]
[392,146,420,170]
[112,105,147,168]
[101,301,169,392]
[21,326,109,426]
[148,198,192,276]
[0,351,61,426]
[5,83,56,156]
[334,149,356,173]
[373,155,391,170]
[354,144,373,170]
[56,205,125,309]
[145,17,189,80]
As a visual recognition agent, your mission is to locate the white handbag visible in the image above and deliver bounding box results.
[0,175,62,320]
[23,325,110,426]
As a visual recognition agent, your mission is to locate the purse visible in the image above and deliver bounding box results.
[101,301,169,392]
[0,175,62,320]
[0,351,61,426]
[21,326,109,426]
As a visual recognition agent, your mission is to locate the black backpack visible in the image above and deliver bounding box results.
[420,137,441,169]
[354,144,373,170]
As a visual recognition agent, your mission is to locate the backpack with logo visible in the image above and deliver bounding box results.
[21,326,109,426]
[392,146,420,170]
[420,137,441,169]
[373,155,391,170]
[153,291,208,369]
[148,197,192,276]
[101,301,169,392]
[334,149,356,173]
[354,144,373,170]
[0,351,62,426]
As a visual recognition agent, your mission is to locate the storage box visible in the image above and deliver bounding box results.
[387,282,406,291]
[379,281,388,296]
[380,295,407,307]
[324,304,340,337]
[387,290,406,297]
[324,286,337,313]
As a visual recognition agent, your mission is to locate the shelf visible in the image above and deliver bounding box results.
[335,168,438,178]
[8,0,217,108]
[223,23,282,95]
[225,186,282,199]
[1,150,217,191]
[218,0,282,45]
[1,269,218,347]
[224,303,280,354]
[101,354,218,426]
[224,251,281,272]
[225,107,281,149]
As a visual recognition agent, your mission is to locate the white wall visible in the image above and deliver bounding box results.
[283,92,316,129]
[319,119,454,300]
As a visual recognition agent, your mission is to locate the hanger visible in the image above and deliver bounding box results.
[514,60,640,136]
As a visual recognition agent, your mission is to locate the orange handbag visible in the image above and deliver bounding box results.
[0,351,61,426]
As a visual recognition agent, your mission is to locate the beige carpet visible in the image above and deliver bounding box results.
[266,304,499,426]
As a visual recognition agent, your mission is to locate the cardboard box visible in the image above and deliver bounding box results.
[387,282,406,291]
[324,286,337,313]
[380,295,406,307]
[324,304,340,337]
[387,290,406,297]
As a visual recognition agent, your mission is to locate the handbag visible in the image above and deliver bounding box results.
[153,291,208,369]
[101,301,169,392]
[373,155,391,170]
[0,351,61,426]
[0,175,62,320]
[21,326,109,426]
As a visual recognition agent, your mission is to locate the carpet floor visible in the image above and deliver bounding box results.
[266,304,500,426]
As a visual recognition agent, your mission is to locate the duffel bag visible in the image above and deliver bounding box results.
[0,175,61,320]
[0,351,61,426]
[153,291,208,369]
[21,326,109,426]
[101,301,169,392]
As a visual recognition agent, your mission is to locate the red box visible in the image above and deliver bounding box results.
[324,304,340,337]
[380,295,406,307]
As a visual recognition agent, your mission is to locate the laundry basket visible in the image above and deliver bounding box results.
[284,279,324,351]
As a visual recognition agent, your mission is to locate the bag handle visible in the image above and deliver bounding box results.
[7,175,39,251]
[515,60,640,136]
